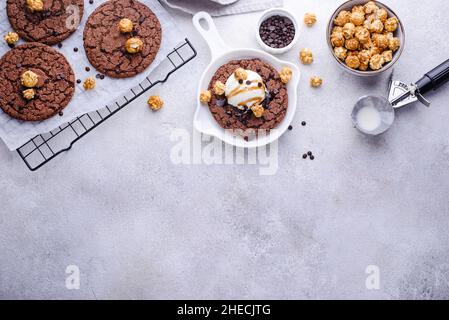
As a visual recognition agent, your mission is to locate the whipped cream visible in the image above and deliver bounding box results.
[225,70,266,110]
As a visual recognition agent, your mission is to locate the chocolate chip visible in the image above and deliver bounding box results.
[76,79,81,84]
[239,79,243,84]
[310,155,315,160]
[59,111,64,116]
[288,125,293,131]
[302,154,308,159]
[259,15,295,49]
[258,82,262,87]
[307,151,312,156]
[73,47,78,52]
[89,0,94,4]
[301,121,307,126]
[57,43,62,48]
[100,74,105,80]
[85,67,90,72]
[246,80,252,85]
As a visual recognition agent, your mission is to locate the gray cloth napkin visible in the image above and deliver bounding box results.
[159,0,284,17]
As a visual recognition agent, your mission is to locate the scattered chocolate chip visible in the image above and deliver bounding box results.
[301,121,307,126]
[58,111,64,116]
[259,15,296,49]
[244,136,249,142]
[288,125,293,131]
[85,67,90,72]
[95,74,100,79]
[302,154,308,159]
[76,79,81,84]
[57,43,62,49]
[89,0,94,4]
[310,155,315,160]
[8,43,15,49]
[99,74,105,80]
[239,79,243,84]
[307,151,312,156]
[246,80,252,85]
[73,47,78,52]
[258,82,263,87]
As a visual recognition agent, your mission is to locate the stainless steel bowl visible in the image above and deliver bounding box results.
[327,0,405,77]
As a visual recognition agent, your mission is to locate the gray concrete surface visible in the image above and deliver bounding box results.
[1,0,449,299]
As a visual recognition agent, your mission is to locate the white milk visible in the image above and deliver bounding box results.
[356,106,382,132]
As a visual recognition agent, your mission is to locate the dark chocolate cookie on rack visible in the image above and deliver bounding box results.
[0,43,75,122]
[83,0,162,78]
[6,0,84,46]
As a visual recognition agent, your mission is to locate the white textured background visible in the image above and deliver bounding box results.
[1,0,449,299]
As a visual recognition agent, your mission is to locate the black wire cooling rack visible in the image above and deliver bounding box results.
[16,39,197,171]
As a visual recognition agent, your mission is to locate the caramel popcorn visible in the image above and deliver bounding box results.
[334,46,348,60]
[376,8,388,22]
[358,50,371,65]
[83,77,96,90]
[355,27,370,43]
[352,5,365,15]
[4,32,19,45]
[213,81,226,95]
[234,68,248,81]
[279,67,293,84]
[382,50,393,63]
[118,18,133,33]
[369,54,385,70]
[343,22,356,39]
[299,48,313,64]
[26,0,44,12]
[251,104,265,118]
[384,17,398,32]
[310,76,323,88]
[350,11,365,26]
[364,1,379,14]
[334,10,351,27]
[330,2,401,72]
[125,37,144,54]
[345,38,359,51]
[304,13,317,26]
[375,34,389,50]
[370,20,384,33]
[346,55,360,69]
[388,37,400,51]
[147,95,164,111]
[331,32,345,47]
[21,70,39,88]
[23,89,35,100]
[200,90,211,104]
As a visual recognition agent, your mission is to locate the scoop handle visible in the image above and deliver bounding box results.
[416,58,449,94]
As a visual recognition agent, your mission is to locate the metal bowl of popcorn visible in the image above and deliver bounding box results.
[327,0,405,76]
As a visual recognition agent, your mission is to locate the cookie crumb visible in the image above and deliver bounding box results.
[304,13,317,26]
[125,37,144,54]
[118,18,133,33]
[21,70,39,88]
[279,67,293,84]
[310,76,323,88]
[251,104,265,118]
[300,48,314,65]
[83,77,96,90]
[3,32,19,45]
[23,88,35,100]
[213,81,226,95]
[200,90,212,104]
[147,95,164,111]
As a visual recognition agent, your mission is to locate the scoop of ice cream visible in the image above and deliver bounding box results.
[225,70,266,110]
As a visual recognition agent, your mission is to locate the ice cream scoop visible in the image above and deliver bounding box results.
[225,70,266,110]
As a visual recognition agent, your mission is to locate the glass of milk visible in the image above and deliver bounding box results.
[351,96,395,136]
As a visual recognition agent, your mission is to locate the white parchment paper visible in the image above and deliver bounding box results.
[0,0,183,150]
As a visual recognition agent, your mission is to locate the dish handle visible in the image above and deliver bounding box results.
[193,12,231,59]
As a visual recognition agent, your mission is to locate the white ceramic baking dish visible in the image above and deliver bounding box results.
[192,12,300,148]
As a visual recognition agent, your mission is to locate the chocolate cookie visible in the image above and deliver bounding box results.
[0,43,75,121]
[6,0,84,45]
[208,59,288,131]
[83,0,162,78]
